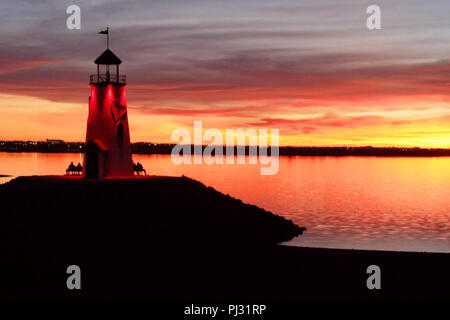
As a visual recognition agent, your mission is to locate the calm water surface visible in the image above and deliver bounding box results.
[1,152,449,253]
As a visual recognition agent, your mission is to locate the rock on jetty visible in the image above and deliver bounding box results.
[0,175,305,298]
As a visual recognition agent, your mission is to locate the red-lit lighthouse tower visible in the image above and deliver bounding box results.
[84,37,133,178]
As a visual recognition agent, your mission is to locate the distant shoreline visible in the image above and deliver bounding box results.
[1,141,450,157]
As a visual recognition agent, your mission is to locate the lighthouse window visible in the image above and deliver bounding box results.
[117,123,124,137]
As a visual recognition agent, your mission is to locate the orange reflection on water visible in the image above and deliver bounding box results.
[0,153,83,184]
[1,153,449,252]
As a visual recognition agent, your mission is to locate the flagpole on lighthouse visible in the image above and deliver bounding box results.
[99,27,110,50]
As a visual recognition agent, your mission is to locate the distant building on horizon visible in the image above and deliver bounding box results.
[46,139,65,144]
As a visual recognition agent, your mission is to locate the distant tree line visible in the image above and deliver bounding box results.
[0,141,84,153]
[1,140,450,157]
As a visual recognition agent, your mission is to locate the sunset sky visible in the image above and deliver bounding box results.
[1,0,450,147]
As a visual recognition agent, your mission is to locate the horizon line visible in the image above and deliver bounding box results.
[1,140,450,150]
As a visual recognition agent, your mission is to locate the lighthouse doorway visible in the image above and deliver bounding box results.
[85,150,99,178]
[83,140,108,178]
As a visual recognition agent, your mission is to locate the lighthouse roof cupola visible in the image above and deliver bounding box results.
[94,49,122,65]
[90,48,126,85]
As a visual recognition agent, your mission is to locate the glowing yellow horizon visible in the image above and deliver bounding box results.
[1,93,450,149]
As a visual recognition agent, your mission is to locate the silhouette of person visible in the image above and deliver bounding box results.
[67,162,76,175]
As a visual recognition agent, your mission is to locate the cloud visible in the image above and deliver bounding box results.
[1,0,450,145]
[1,0,449,107]
[245,113,385,135]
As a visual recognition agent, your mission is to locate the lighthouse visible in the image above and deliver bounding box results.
[83,31,133,178]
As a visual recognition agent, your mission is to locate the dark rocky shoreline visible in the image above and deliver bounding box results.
[0,176,448,300]
[0,175,304,298]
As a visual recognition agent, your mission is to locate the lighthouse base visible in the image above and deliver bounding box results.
[83,139,132,179]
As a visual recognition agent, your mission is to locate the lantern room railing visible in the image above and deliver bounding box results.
[90,74,126,84]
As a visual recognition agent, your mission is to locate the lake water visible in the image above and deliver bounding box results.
[0,152,449,253]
